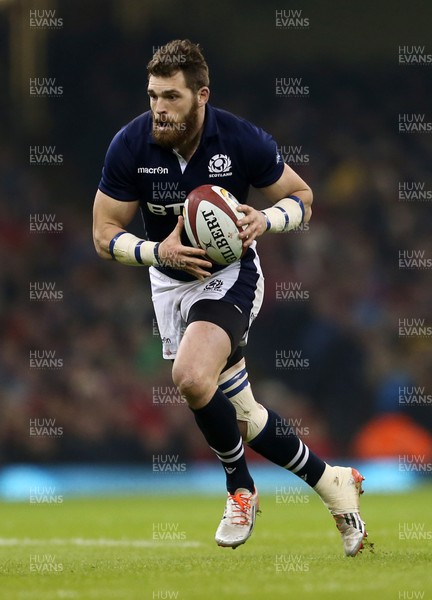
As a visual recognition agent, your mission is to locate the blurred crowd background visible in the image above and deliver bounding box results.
[1,0,431,465]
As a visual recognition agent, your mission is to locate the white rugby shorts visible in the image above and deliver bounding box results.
[149,247,264,359]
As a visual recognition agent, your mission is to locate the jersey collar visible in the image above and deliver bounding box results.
[201,104,219,140]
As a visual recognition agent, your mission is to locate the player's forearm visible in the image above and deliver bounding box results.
[93,223,124,260]
[93,224,161,266]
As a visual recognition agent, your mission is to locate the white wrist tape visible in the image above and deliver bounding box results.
[109,232,161,266]
[261,195,305,232]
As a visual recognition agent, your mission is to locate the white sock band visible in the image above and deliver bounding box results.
[218,360,268,443]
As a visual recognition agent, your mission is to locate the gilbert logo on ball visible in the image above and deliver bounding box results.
[183,185,246,265]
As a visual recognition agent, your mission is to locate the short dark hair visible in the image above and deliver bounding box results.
[147,39,210,92]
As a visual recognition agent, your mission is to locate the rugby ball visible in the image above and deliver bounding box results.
[183,185,246,265]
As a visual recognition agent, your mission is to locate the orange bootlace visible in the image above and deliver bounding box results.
[228,492,252,525]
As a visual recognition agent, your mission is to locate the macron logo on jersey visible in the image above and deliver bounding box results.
[208,154,232,177]
[137,166,169,174]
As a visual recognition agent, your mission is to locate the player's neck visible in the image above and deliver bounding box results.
[174,134,201,162]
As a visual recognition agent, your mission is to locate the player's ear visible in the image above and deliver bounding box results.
[197,86,210,106]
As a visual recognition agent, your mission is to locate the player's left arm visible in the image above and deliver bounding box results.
[237,163,313,248]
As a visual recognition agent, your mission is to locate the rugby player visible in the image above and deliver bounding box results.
[93,39,368,555]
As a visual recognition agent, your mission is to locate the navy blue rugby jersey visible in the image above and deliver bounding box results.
[99,103,284,280]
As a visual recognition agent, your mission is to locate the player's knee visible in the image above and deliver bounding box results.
[172,365,212,405]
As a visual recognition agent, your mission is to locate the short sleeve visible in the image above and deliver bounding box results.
[246,128,284,189]
[98,128,138,201]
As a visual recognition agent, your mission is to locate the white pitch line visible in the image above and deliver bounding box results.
[0,538,202,548]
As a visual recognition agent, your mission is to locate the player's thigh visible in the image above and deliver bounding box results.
[172,320,231,396]
[173,298,249,405]
[175,298,248,382]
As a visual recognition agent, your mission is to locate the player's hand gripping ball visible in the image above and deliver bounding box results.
[183,185,246,265]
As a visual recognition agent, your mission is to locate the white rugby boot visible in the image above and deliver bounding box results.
[314,465,368,556]
[215,487,259,549]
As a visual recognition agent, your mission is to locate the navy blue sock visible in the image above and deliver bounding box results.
[192,388,254,494]
[248,409,326,487]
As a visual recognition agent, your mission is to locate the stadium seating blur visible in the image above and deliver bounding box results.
[1,1,431,465]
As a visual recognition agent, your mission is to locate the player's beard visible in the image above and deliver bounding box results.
[152,99,199,150]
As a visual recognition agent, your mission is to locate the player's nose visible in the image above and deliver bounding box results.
[154,98,168,114]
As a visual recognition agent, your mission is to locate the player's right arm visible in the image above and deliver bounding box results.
[93,189,212,279]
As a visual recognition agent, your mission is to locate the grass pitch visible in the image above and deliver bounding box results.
[0,487,431,599]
